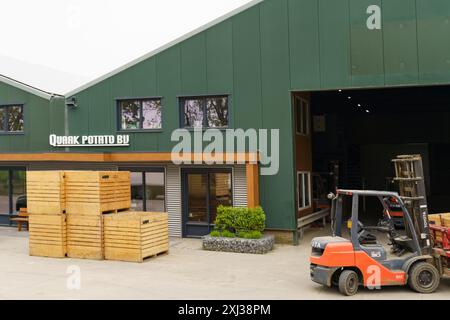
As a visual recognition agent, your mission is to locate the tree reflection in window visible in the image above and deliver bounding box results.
[120,100,140,130]
[119,98,162,130]
[207,97,228,128]
[0,105,23,132]
[0,108,5,131]
[8,106,24,132]
[142,100,162,129]
[181,96,228,128]
[183,99,204,128]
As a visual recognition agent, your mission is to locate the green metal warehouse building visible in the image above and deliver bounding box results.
[2,0,450,244]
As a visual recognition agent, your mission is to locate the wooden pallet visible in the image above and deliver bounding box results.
[104,211,169,263]
[65,171,131,215]
[29,214,66,258]
[67,214,104,260]
[26,171,66,215]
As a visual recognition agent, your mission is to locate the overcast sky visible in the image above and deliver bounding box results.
[0,0,253,94]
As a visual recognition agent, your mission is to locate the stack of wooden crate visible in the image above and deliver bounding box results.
[65,171,131,260]
[27,171,67,258]
[26,170,169,263]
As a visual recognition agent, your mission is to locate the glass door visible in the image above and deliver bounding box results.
[0,170,9,215]
[0,168,26,226]
[182,169,232,237]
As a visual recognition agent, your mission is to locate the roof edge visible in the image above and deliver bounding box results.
[0,74,63,100]
[65,0,263,97]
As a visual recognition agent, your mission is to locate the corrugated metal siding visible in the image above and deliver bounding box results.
[166,164,182,237]
[233,165,247,207]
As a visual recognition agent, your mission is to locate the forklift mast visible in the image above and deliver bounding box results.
[392,155,432,254]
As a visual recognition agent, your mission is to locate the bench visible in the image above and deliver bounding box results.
[297,207,330,239]
[10,208,29,232]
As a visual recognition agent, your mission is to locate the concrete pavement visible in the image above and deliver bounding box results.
[0,226,449,299]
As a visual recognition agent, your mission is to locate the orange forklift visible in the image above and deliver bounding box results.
[310,189,444,296]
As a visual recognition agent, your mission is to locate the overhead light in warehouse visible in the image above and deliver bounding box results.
[358,104,361,107]
[338,89,342,92]
[348,96,351,99]
[365,109,370,113]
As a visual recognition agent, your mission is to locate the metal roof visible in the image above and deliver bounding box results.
[65,0,263,97]
[0,73,59,100]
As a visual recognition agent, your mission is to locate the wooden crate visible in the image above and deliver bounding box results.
[429,213,450,242]
[26,171,65,214]
[67,214,104,260]
[104,211,169,263]
[65,171,131,215]
[29,214,66,258]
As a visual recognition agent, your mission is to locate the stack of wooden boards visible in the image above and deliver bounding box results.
[27,170,169,262]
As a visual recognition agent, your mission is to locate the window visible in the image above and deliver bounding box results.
[295,97,309,135]
[120,168,165,212]
[181,96,229,128]
[0,105,24,133]
[0,168,26,215]
[118,98,162,130]
[297,171,311,210]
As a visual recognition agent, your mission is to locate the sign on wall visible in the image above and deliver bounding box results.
[49,134,130,147]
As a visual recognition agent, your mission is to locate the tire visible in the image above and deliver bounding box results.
[408,262,440,294]
[338,270,359,296]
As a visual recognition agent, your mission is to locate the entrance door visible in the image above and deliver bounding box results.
[182,169,232,237]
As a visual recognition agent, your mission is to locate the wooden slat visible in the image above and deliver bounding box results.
[104,211,169,262]
[28,214,66,258]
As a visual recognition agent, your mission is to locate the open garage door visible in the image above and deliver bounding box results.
[305,85,450,224]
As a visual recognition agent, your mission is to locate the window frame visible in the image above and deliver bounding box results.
[297,171,312,211]
[119,166,166,212]
[0,104,24,135]
[179,94,230,129]
[295,96,310,136]
[116,97,163,132]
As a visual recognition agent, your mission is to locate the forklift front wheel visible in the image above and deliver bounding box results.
[338,270,359,296]
[408,262,440,294]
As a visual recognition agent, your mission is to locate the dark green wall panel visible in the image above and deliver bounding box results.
[0,81,61,153]
[181,34,207,95]
[289,0,321,90]
[232,6,263,130]
[206,21,234,94]
[382,0,419,85]
[156,45,182,151]
[260,0,296,229]
[131,58,158,97]
[318,0,352,89]
[417,0,450,84]
[349,0,384,87]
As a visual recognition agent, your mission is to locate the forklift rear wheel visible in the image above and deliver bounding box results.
[408,262,440,294]
[338,270,359,296]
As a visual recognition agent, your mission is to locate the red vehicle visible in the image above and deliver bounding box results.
[310,189,445,296]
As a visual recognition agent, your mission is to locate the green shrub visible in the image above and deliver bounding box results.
[214,205,266,236]
[214,206,240,232]
[209,230,221,237]
[235,206,265,233]
[237,230,262,239]
[221,230,235,238]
